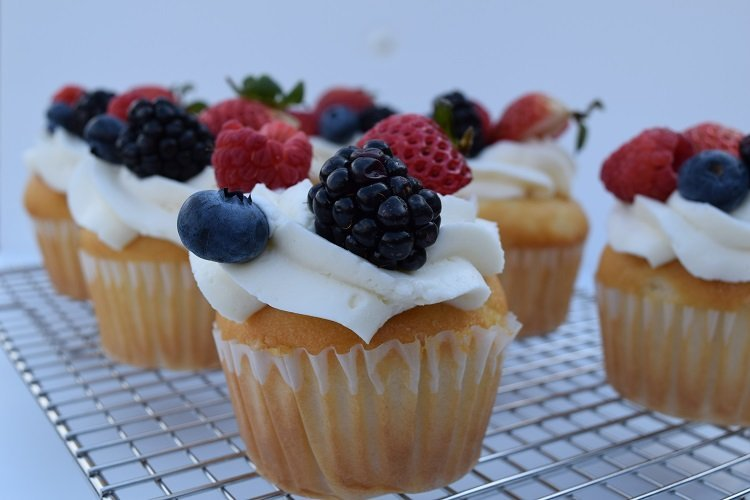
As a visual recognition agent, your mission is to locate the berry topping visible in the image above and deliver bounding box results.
[318,105,359,143]
[431,91,488,157]
[83,115,125,164]
[494,93,602,150]
[289,109,319,135]
[52,85,85,106]
[227,74,304,110]
[358,105,396,133]
[314,87,374,116]
[677,150,749,212]
[683,122,743,157]
[212,119,312,192]
[309,140,442,271]
[198,98,273,136]
[177,189,269,263]
[107,86,177,122]
[115,98,213,181]
[601,128,694,203]
[740,135,750,166]
[47,89,115,138]
[357,114,472,195]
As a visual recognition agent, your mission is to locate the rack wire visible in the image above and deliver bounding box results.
[1,265,749,499]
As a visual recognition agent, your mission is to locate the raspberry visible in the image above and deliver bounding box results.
[52,85,85,106]
[116,98,213,181]
[212,119,312,192]
[289,109,318,135]
[309,140,442,271]
[107,86,177,121]
[314,87,374,116]
[683,122,743,157]
[198,98,273,136]
[494,92,569,142]
[601,128,694,203]
[357,114,472,195]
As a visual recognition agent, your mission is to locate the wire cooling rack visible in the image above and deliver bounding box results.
[1,266,749,500]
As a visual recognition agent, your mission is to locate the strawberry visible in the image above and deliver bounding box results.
[289,109,319,135]
[52,85,85,106]
[601,128,694,203]
[199,98,273,136]
[357,114,472,195]
[212,119,312,192]
[107,86,177,121]
[314,87,374,116]
[683,122,743,156]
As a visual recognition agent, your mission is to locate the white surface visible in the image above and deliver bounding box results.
[1,1,749,497]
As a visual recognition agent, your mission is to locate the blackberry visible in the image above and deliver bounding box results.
[740,135,750,168]
[432,91,485,157]
[115,98,214,181]
[358,105,396,133]
[309,139,442,271]
[59,90,115,138]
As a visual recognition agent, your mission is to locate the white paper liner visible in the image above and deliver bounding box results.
[214,316,520,498]
[30,216,87,299]
[597,284,750,425]
[500,244,583,336]
[80,252,217,369]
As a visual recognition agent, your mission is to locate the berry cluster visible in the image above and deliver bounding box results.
[313,87,396,144]
[308,140,442,271]
[602,123,750,213]
[431,91,491,157]
[47,87,114,138]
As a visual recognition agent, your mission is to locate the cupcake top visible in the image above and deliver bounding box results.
[179,118,504,343]
[602,124,750,283]
[68,95,216,250]
[24,85,114,193]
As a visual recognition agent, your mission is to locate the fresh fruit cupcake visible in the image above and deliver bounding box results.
[68,95,219,369]
[178,123,519,497]
[23,85,114,298]
[597,124,750,425]
[455,92,601,336]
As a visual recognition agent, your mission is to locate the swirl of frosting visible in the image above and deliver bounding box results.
[463,140,575,199]
[189,180,505,343]
[608,193,750,282]
[68,156,216,250]
[23,128,91,192]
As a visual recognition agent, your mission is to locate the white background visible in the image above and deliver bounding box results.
[1,1,749,498]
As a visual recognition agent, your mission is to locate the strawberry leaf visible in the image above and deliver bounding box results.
[227,75,305,110]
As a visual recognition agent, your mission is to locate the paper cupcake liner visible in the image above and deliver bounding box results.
[30,216,88,299]
[80,252,217,370]
[500,244,583,336]
[214,317,519,499]
[597,284,750,426]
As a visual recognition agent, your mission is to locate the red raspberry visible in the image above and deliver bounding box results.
[683,122,743,156]
[108,86,176,121]
[358,114,472,195]
[289,109,318,135]
[601,128,694,203]
[493,92,569,142]
[212,119,312,192]
[52,85,85,106]
[199,98,273,136]
[314,87,374,116]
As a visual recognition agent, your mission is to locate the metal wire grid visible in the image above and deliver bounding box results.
[0,266,749,500]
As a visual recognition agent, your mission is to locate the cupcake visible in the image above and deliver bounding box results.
[178,121,519,498]
[457,92,601,336]
[597,124,750,425]
[23,85,114,298]
[68,95,218,369]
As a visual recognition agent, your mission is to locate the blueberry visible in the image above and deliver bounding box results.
[46,102,74,132]
[677,150,750,212]
[177,189,269,263]
[318,105,359,144]
[83,115,125,164]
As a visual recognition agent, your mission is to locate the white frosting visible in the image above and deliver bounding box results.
[462,140,576,199]
[23,128,91,193]
[68,156,216,250]
[190,180,505,343]
[608,193,750,282]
